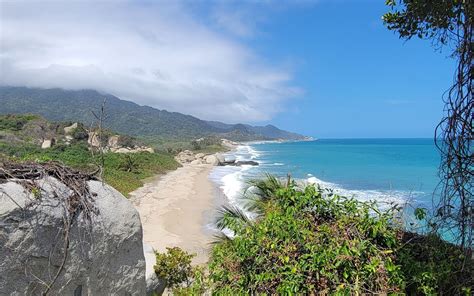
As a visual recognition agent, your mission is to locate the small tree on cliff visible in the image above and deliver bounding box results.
[383,0,473,250]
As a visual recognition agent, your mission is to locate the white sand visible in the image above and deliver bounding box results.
[130,164,215,274]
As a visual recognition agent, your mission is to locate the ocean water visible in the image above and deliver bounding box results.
[210,139,441,212]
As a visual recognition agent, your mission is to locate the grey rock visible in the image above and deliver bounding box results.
[235,160,259,166]
[64,122,78,134]
[195,153,205,159]
[143,244,166,296]
[108,135,120,148]
[41,139,55,149]
[219,160,259,166]
[0,177,146,295]
[204,155,218,165]
[215,154,225,164]
[191,159,202,165]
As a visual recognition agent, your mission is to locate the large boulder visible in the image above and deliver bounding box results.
[63,122,78,134]
[114,147,132,153]
[0,175,146,295]
[108,135,120,148]
[191,159,202,165]
[139,147,155,154]
[195,153,205,159]
[41,138,54,149]
[235,160,259,166]
[175,150,195,164]
[204,155,218,165]
[215,153,226,164]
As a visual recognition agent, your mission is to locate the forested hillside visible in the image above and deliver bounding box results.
[0,86,307,141]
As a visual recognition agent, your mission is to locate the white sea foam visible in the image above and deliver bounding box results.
[210,144,424,221]
[303,175,423,207]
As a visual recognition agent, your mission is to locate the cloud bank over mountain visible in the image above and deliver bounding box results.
[0,1,302,122]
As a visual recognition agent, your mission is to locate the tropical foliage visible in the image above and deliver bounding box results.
[162,176,472,295]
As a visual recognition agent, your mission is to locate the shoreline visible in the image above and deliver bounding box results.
[129,142,244,276]
[130,163,217,276]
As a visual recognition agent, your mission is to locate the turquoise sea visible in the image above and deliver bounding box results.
[210,138,441,212]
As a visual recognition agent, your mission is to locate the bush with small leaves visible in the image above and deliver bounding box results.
[70,125,88,141]
[154,247,196,290]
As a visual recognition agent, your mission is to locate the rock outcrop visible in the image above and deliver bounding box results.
[108,135,120,148]
[41,138,55,149]
[86,132,154,154]
[63,122,78,134]
[175,150,199,164]
[175,149,258,167]
[175,150,219,165]
[111,146,155,154]
[221,139,238,149]
[235,160,259,166]
[204,155,219,165]
[0,175,146,295]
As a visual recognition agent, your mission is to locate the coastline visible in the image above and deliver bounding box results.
[130,163,216,276]
[128,141,253,276]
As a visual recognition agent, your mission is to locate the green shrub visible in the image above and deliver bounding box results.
[70,124,88,141]
[190,140,201,150]
[210,182,403,294]
[208,176,473,295]
[0,141,180,196]
[0,142,41,158]
[118,154,139,172]
[0,114,39,131]
[117,135,136,147]
[398,232,473,295]
[101,151,180,195]
[154,247,196,290]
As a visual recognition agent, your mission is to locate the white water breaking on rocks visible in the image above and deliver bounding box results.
[209,143,427,220]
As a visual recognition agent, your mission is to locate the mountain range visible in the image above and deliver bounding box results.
[0,86,307,141]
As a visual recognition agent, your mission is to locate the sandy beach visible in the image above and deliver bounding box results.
[130,163,216,277]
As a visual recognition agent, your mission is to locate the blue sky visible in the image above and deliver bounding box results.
[231,1,455,138]
[1,0,455,138]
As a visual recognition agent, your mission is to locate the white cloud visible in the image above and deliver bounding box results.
[0,0,301,123]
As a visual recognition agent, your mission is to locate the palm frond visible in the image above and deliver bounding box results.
[246,173,284,201]
[209,232,232,245]
[244,196,266,215]
[215,205,252,230]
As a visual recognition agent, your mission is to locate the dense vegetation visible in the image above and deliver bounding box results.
[0,114,180,196]
[155,176,473,295]
[0,141,179,196]
[152,136,228,155]
[0,86,306,141]
[0,114,41,131]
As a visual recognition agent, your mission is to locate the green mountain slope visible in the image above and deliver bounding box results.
[0,86,307,141]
